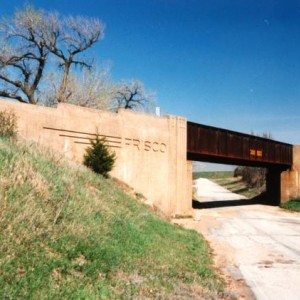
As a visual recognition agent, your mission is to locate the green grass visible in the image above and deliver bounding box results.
[0,138,225,299]
[193,171,234,180]
[193,171,264,199]
[280,198,300,212]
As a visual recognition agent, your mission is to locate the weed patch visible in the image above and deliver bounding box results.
[0,109,17,138]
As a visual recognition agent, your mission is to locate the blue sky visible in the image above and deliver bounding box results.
[2,0,300,147]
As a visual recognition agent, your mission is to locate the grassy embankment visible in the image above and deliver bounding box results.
[280,198,300,212]
[0,137,226,299]
[193,171,263,199]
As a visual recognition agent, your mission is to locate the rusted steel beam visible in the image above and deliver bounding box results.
[187,121,292,169]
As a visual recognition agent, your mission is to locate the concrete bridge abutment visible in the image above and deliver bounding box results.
[281,145,300,203]
[0,100,193,218]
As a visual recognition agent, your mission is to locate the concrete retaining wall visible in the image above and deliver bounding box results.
[0,99,192,217]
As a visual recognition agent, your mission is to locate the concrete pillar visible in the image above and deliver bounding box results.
[281,145,300,202]
[167,116,192,218]
[173,160,193,217]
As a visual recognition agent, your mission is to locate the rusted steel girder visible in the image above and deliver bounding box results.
[187,121,292,170]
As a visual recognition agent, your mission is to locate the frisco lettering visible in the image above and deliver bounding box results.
[125,138,167,153]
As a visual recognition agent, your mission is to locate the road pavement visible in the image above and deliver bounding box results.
[194,178,247,201]
[175,178,300,300]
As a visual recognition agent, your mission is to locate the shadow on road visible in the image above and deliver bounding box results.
[192,193,277,209]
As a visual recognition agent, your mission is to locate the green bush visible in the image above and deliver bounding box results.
[0,109,17,138]
[83,135,116,177]
[234,166,266,188]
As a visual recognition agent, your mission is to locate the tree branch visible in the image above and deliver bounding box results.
[0,91,27,103]
[0,74,23,88]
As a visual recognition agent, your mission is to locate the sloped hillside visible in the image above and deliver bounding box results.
[0,138,225,299]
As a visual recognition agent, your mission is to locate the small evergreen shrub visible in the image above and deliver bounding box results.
[83,135,116,177]
[0,110,17,138]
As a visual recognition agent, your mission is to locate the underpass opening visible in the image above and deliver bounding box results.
[187,121,292,209]
[191,162,276,209]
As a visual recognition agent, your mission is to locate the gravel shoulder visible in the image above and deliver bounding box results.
[174,178,300,300]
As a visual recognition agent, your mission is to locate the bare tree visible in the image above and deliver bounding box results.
[0,5,104,104]
[43,65,116,110]
[0,6,157,114]
[113,80,154,112]
[0,6,49,104]
[44,15,104,103]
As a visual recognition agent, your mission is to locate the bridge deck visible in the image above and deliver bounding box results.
[187,121,292,169]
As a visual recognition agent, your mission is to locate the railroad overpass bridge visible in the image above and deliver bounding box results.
[0,99,299,217]
[187,122,293,205]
